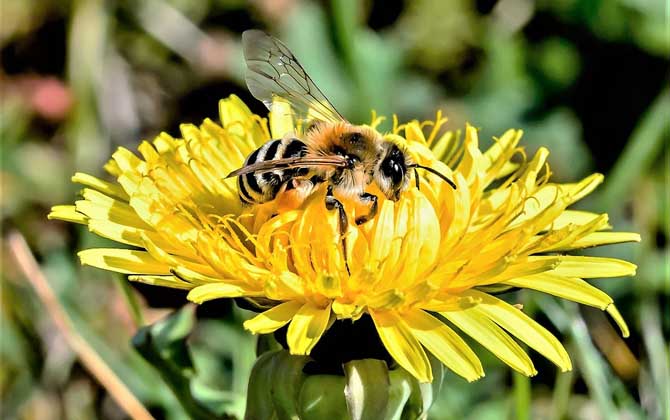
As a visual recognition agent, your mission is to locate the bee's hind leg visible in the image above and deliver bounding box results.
[325,185,351,275]
[354,193,378,225]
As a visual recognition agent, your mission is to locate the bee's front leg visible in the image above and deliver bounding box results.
[325,185,350,275]
[354,193,378,225]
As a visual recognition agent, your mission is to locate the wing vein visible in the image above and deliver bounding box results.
[242,30,346,125]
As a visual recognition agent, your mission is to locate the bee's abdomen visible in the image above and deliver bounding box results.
[238,138,308,204]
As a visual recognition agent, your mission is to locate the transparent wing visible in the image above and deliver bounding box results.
[242,30,346,124]
[226,155,347,178]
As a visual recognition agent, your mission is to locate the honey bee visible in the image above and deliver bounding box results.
[227,30,456,269]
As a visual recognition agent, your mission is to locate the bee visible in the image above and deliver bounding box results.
[227,30,456,270]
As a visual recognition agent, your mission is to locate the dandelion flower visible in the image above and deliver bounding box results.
[49,95,639,383]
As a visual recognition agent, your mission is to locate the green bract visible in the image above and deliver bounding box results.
[245,349,445,420]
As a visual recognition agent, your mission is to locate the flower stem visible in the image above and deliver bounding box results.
[550,369,573,420]
[513,371,531,420]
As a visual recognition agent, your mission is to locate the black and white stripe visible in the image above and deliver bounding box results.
[238,138,308,204]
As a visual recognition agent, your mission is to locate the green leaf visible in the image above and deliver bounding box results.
[132,306,223,420]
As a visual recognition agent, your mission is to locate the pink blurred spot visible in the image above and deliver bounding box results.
[30,77,73,121]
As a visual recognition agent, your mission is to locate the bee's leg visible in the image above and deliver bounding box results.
[325,185,350,275]
[354,193,378,225]
[414,168,420,190]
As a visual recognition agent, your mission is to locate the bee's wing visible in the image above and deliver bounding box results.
[226,155,347,178]
[242,30,346,124]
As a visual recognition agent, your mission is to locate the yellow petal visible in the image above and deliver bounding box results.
[287,302,332,355]
[78,249,170,275]
[244,300,304,334]
[404,121,426,144]
[456,123,484,184]
[369,310,432,383]
[509,184,562,228]
[404,309,483,382]
[71,172,129,201]
[48,205,87,224]
[563,173,603,204]
[481,129,523,185]
[528,214,610,254]
[462,256,560,288]
[137,140,160,163]
[441,309,536,376]
[104,158,122,177]
[482,129,522,169]
[367,289,406,309]
[503,273,613,309]
[606,304,630,337]
[218,95,267,147]
[543,256,637,278]
[367,200,396,268]
[549,210,609,230]
[112,146,145,173]
[171,266,224,285]
[151,132,180,153]
[463,290,572,372]
[429,129,459,163]
[128,275,192,290]
[187,283,253,304]
[395,190,440,283]
[77,189,150,229]
[377,196,410,282]
[87,219,144,248]
[554,232,641,250]
[219,94,252,128]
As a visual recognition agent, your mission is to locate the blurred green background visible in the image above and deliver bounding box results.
[1,0,668,419]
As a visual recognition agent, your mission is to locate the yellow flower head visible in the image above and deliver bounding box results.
[50,95,639,383]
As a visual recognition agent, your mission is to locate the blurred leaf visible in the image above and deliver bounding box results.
[66,0,110,172]
[0,283,40,416]
[640,299,670,419]
[464,30,534,139]
[525,108,591,180]
[281,3,355,120]
[596,88,670,211]
[132,305,225,419]
[190,319,254,417]
[394,0,479,71]
[550,369,574,420]
[533,37,581,88]
[540,298,621,417]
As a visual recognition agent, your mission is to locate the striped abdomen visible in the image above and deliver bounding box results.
[238,137,309,204]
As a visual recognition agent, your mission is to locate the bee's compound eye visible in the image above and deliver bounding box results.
[382,157,404,186]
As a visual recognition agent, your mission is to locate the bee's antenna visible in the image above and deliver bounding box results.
[409,164,457,190]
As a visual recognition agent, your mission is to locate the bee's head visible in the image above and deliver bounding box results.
[375,141,458,201]
[375,142,411,201]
